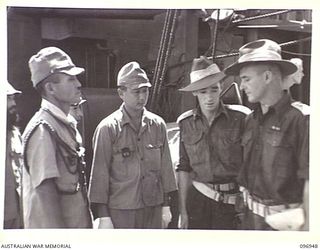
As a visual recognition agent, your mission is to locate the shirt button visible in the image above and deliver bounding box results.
[141,157,144,161]
[137,138,140,141]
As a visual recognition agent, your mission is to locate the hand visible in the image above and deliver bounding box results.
[178,212,188,229]
[162,206,172,229]
[93,217,114,229]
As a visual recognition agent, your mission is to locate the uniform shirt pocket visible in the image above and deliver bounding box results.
[264,130,294,177]
[111,144,136,181]
[145,142,163,170]
[219,129,242,166]
[183,132,207,166]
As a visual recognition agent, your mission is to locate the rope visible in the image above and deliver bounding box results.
[279,36,311,47]
[150,9,172,106]
[282,50,311,57]
[150,9,179,112]
[232,10,293,24]
[205,37,312,60]
[155,10,179,98]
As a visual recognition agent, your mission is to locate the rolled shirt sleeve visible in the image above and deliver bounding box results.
[176,124,192,173]
[160,122,178,194]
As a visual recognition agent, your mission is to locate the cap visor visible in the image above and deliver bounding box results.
[128,82,152,89]
[61,66,85,76]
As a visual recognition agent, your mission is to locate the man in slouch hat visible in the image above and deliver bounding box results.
[177,56,250,229]
[225,39,309,230]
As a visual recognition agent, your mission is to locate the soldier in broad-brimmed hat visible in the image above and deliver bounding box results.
[89,61,177,229]
[176,56,250,229]
[225,39,309,230]
[22,47,92,228]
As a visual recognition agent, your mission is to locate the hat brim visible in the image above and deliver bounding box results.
[6,82,22,95]
[179,72,225,92]
[127,82,152,89]
[225,60,297,76]
[60,66,85,76]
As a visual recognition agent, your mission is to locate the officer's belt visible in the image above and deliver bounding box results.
[239,186,300,218]
[192,180,238,205]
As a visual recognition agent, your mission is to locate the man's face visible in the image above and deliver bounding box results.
[239,65,268,103]
[7,95,19,127]
[50,73,82,106]
[193,84,221,113]
[119,86,149,112]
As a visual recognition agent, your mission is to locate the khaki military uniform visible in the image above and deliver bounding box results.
[89,104,177,228]
[22,100,92,228]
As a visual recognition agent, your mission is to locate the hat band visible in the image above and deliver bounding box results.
[190,64,221,83]
[238,50,282,63]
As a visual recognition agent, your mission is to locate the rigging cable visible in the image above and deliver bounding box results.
[150,9,179,113]
[232,9,293,24]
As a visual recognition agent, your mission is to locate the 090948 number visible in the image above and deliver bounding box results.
[300,244,318,248]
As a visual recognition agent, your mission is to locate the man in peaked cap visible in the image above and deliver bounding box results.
[225,39,309,230]
[22,47,92,228]
[176,56,251,229]
[89,61,177,229]
[5,81,23,229]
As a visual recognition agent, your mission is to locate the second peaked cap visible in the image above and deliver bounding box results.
[117,61,151,89]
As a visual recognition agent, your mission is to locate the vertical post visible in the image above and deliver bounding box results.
[211,9,220,60]
[179,10,198,114]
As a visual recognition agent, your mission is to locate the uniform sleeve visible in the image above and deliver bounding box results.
[296,115,309,180]
[160,122,178,193]
[176,123,192,173]
[26,124,60,188]
[88,123,113,206]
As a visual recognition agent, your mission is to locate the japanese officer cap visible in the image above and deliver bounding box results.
[29,47,84,87]
[117,61,152,89]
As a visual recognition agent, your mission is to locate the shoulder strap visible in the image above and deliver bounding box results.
[291,101,310,116]
[225,104,252,115]
[176,109,194,123]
